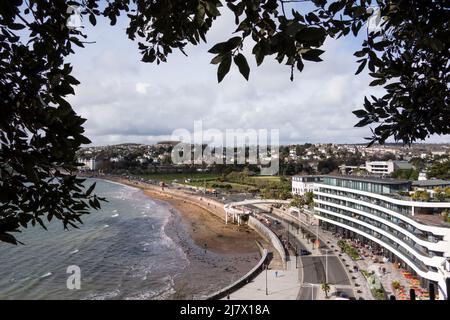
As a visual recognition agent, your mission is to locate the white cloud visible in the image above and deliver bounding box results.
[67,13,449,146]
[135,82,150,94]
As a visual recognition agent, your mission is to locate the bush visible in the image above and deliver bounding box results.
[372,288,386,300]
[337,240,360,260]
[361,269,373,278]
[392,280,401,290]
[442,210,450,223]
[412,190,430,202]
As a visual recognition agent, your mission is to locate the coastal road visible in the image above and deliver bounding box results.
[298,255,352,300]
[246,208,352,300]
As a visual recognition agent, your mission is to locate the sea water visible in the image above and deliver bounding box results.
[0,179,188,300]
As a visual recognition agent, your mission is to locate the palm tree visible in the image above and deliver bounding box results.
[321,283,331,298]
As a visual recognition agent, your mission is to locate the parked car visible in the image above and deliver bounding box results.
[299,249,312,256]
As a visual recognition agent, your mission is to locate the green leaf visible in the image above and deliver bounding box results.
[297,59,304,72]
[369,79,386,86]
[302,49,324,62]
[384,82,401,90]
[355,118,371,127]
[210,54,222,65]
[0,233,19,245]
[295,27,326,42]
[353,109,367,117]
[234,53,250,80]
[354,50,367,58]
[208,42,226,54]
[195,4,206,25]
[218,54,232,83]
[205,1,221,16]
[9,23,25,30]
[329,1,346,14]
[355,59,367,75]
[373,40,390,51]
[86,182,96,196]
[89,14,97,26]
[253,44,265,66]
[226,36,242,49]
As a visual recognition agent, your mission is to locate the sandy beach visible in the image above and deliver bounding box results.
[99,175,271,299]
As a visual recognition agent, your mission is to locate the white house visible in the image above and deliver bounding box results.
[78,158,102,171]
[365,160,412,175]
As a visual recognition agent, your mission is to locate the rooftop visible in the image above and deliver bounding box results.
[412,179,450,188]
[323,175,411,185]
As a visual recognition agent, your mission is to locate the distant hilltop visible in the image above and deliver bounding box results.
[155,141,181,147]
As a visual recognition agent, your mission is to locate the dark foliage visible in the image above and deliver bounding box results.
[1,0,448,243]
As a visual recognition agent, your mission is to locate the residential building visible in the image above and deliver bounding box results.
[78,158,102,171]
[365,160,412,175]
[291,175,323,196]
[418,172,427,181]
[310,175,450,299]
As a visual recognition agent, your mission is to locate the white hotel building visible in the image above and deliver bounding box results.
[292,175,450,299]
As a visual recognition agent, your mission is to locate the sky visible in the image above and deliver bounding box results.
[67,4,449,147]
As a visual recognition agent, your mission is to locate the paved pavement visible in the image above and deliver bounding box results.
[225,257,301,300]
[226,204,356,300]
[254,204,374,300]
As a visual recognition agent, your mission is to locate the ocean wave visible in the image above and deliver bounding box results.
[125,276,176,300]
[83,289,121,300]
[160,209,189,265]
[100,179,140,191]
[40,272,52,279]
[69,249,79,255]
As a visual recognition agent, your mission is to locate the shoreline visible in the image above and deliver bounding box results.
[95,175,268,299]
[101,175,262,254]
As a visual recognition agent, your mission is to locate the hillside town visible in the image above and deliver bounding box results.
[77,142,450,181]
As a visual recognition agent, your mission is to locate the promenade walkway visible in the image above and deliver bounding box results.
[224,257,301,300]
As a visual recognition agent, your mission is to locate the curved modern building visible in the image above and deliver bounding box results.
[298,175,450,299]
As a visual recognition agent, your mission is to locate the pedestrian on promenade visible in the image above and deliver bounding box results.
[275,271,278,278]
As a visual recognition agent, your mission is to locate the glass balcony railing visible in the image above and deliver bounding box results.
[315,203,439,259]
[316,211,430,273]
[315,195,443,243]
[316,188,446,240]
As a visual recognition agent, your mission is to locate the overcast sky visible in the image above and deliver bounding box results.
[68,6,449,147]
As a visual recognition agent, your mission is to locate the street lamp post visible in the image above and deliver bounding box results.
[316,221,319,250]
[323,249,333,284]
[265,264,268,296]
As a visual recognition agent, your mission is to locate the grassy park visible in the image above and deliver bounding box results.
[136,172,291,198]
